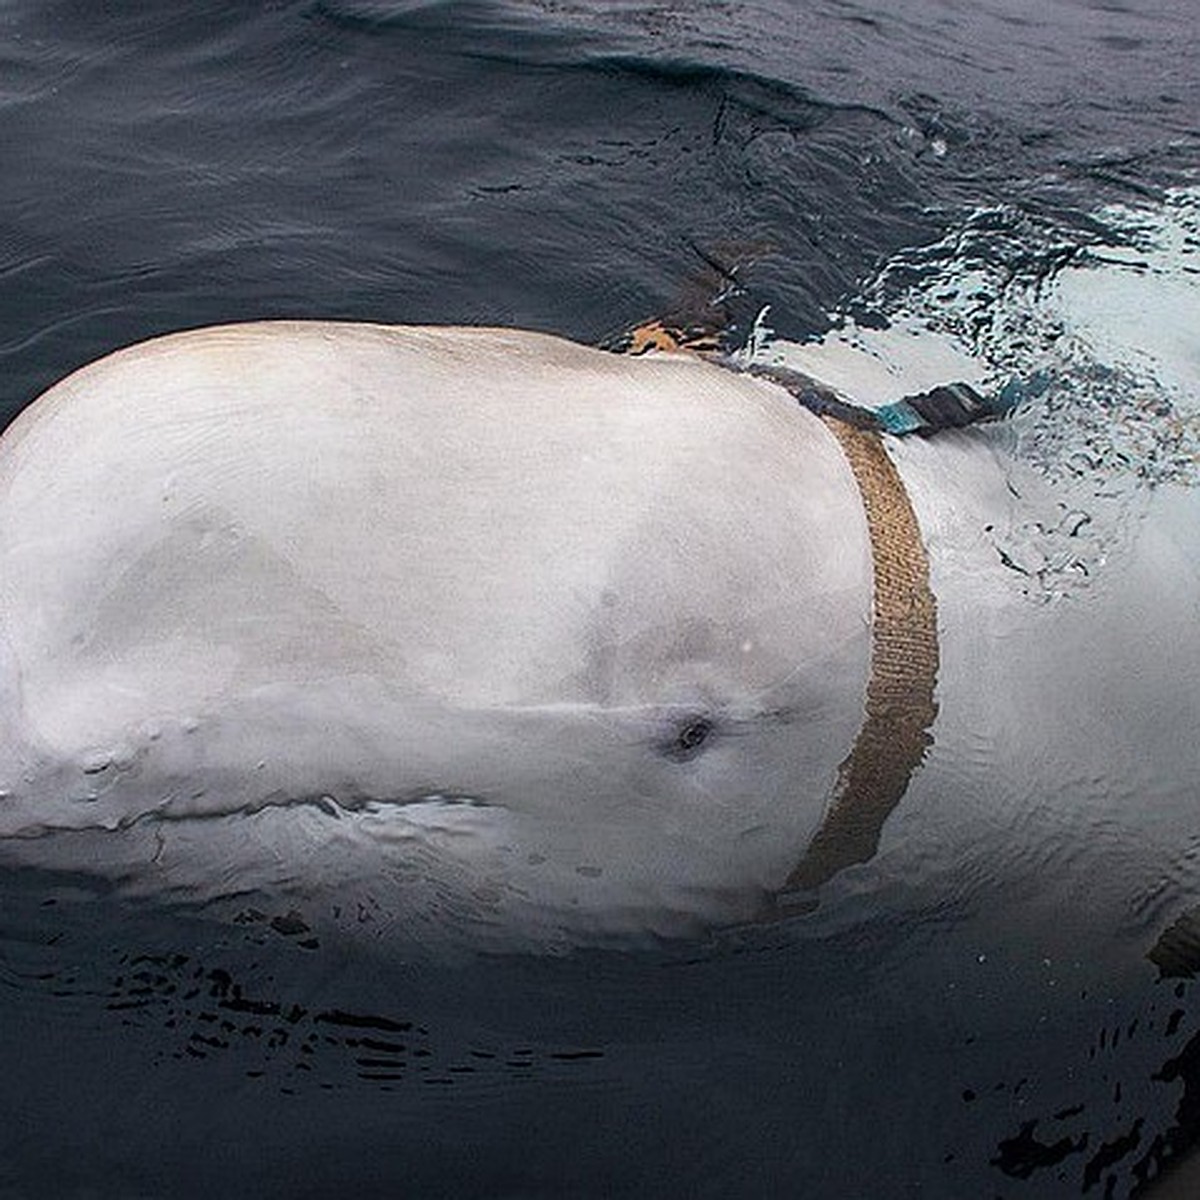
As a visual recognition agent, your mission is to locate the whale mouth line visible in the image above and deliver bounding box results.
[223,790,498,819]
[1,789,498,842]
[382,792,494,811]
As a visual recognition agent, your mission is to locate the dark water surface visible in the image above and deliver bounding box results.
[1,2,1199,1197]
[2,0,1196,427]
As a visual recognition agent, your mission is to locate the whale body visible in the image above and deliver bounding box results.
[0,320,1197,951]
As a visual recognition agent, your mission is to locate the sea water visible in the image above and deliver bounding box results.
[0,2,1198,1196]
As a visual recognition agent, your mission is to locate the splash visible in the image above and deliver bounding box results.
[746,185,1200,601]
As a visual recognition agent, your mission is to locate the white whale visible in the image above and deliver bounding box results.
[0,318,1197,951]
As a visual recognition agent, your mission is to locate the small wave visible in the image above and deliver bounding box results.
[312,0,466,23]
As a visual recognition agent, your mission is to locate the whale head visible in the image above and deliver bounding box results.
[0,323,872,947]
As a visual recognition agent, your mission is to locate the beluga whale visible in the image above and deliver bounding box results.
[0,315,1197,953]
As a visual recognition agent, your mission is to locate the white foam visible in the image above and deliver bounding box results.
[1044,190,1200,406]
[746,186,1199,416]
[740,185,1200,603]
[744,311,987,408]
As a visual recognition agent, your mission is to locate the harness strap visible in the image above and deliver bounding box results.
[705,358,942,894]
[785,415,939,892]
[606,323,943,896]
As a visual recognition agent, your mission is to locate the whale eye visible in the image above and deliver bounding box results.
[667,716,714,762]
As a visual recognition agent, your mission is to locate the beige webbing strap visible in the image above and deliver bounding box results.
[785,417,939,892]
[605,322,939,895]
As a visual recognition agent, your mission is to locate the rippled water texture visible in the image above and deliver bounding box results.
[1,1,1199,1197]
[1,0,1196,422]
